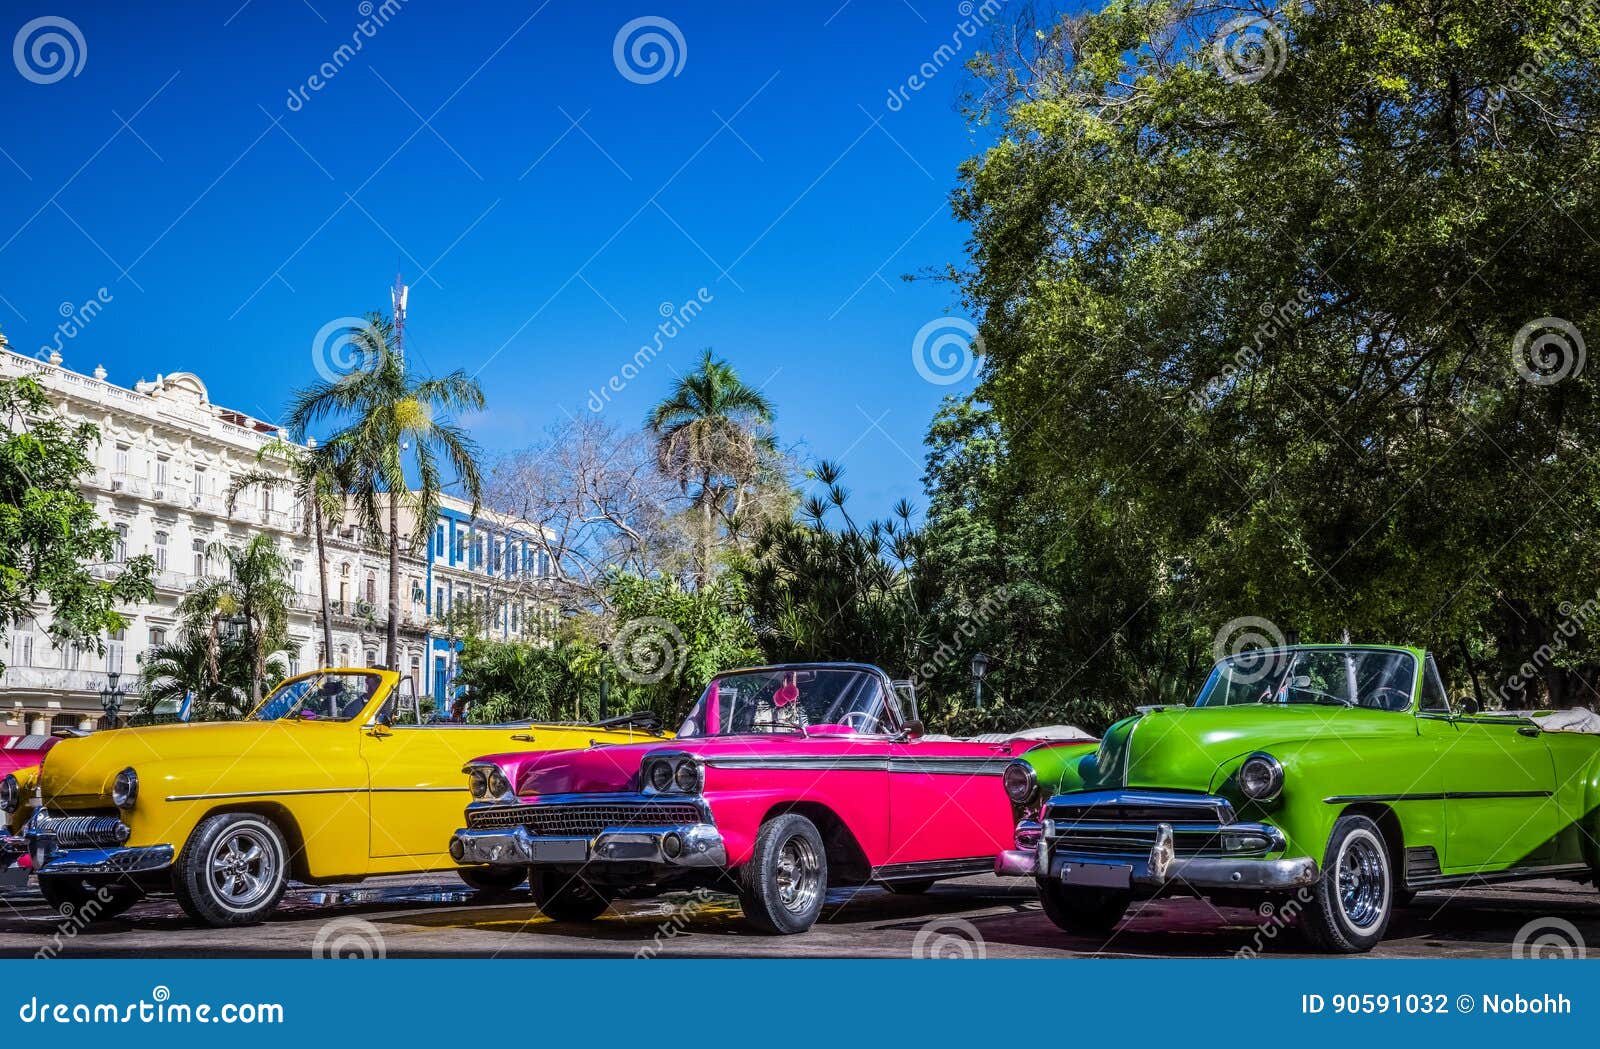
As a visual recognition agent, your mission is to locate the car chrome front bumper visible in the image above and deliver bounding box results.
[451,794,728,871]
[22,809,175,877]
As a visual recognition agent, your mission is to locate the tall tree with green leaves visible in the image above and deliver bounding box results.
[286,313,485,669]
[646,350,777,585]
[226,437,347,665]
[956,0,1600,703]
[179,535,293,706]
[138,629,287,721]
[0,372,153,673]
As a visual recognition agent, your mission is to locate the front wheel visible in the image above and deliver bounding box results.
[1037,879,1130,934]
[739,813,828,934]
[458,866,528,895]
[172,813,289,927]
[1300,814,1393,953]
[529,869,610,922]
[37,875,143,922]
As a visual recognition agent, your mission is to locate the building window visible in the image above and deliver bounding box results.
[454,532,465,563]
[364,649,377,667]
[192,538,207,576]
[155,455,169,486]
[64,644,83,671]
[435,585,445,614]
[12,630,33,668]
[153,530,168,571]
[434,523,445,557]
[114,443,129,474]
[292,559,304,593]
[150,627,166,648]
[364,573,376,605]
[114,523,128,563]
[193,464,207,495]
[473,536,484,570]
[107,630,125,674]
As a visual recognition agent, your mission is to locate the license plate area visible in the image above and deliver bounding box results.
[1061,861,1133,889]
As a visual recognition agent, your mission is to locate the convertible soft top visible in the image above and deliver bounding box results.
[1505,708,1600,734]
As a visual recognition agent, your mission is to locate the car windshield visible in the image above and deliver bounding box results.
[676,668,892,738]
[1195,648,1417,712]
[253,672,382,722]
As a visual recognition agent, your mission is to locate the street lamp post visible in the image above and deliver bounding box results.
[971,652,990,709]
[99,671,126,729]
[598,642,611,722]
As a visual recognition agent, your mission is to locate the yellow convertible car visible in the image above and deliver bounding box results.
[0,668,665,926]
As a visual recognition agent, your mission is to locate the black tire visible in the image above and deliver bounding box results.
[529,869,610,922]
[883,879,936,895]
[1300,814,1393,953]
[36,875,143,922]
[458,866,528,895]
[738,813,828,934]
[171,812,289,927]
[1037,878,1131,934]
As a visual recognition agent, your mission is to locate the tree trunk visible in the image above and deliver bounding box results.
[314,501,334,666]
[386,491,401,670]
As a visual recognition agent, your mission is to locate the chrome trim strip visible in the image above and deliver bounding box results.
[1322,790,1553,804]
[1404,862,1591,889]
[870,856,993,882]
[164,787,366,801]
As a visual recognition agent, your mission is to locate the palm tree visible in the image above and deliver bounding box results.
[285,313,485,669]
[226,437,348,666]
[138,630,287,721]
[646,350,775,584]
[180,535,294,706]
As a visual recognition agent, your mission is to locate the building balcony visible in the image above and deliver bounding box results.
[0,665,120,695]
[109,472,147,496]
[149,483,189,508]
[190,492,227,515]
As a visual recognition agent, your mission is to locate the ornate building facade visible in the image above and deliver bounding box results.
[0,342,549,734]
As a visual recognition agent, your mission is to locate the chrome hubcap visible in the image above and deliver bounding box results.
[1335,829,1388,930]
[774,835,821,914]
[208,826,278,909]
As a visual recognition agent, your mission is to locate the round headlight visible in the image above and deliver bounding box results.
[673,759,699,793]
[112,767,139,809]
[647,759,673,792]
[1002,760,1038,804]
[488,768,512,798]
[0,775,18,814]
[1238,752,1284,802]
[469,768,491,799]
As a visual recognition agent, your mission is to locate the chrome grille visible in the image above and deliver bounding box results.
[1045,791,1270,858]
[40,814,130,849]
[467,801,703,835]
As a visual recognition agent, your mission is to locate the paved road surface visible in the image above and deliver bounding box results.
[0,874,1594,958]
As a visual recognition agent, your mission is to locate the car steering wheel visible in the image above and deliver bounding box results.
[1365,686,1410,711]
[843,711,874,733]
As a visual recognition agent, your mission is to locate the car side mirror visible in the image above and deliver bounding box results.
[903,719,924,740]
[367,722,393,738]
[1460,698,1480,716]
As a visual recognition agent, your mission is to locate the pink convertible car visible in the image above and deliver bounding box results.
[451,662,1092,933]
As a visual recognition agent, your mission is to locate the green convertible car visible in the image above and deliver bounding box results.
[996,643,1600,952]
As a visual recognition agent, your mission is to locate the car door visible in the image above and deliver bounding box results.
[886,735,1017,869]
[358,689,540,862]
[1437,717,1558,871]
[1421,657,1559,872]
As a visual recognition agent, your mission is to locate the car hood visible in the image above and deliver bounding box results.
[1081,704,1410,793]
[40,720,338,805]
[482,735,866,797]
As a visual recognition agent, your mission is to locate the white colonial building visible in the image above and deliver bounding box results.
[0,340,552,734]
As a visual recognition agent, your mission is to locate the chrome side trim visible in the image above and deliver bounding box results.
[703,754,1013,776]
[164,787,366,802]
[870,856,993,882]
[1404,862,1591,890]
[1323,790,1553,804]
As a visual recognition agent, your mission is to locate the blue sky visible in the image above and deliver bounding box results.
[0,0,1023,517]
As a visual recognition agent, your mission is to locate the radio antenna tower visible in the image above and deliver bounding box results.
[390,271,409,360]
